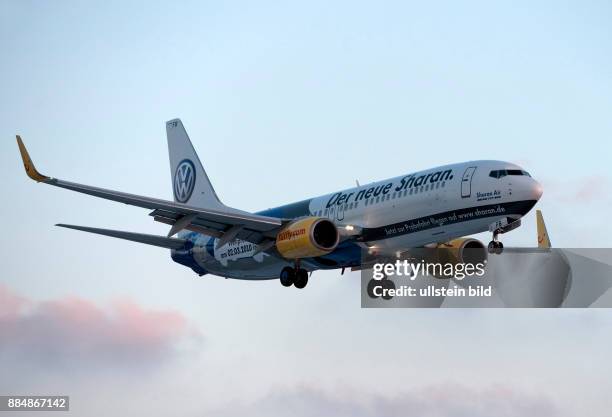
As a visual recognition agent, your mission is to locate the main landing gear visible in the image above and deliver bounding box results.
[280,265,309,289]
[487,231,504,255]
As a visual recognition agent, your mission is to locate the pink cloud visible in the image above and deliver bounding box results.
[0,285,201,372]
[0,284,28,318]
[542,175,609,204]
[573,176,607,202]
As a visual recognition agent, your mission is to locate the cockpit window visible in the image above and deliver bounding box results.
[489,169,531,179]
[489,170,507,179]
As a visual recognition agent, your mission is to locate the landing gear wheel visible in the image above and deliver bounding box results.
[294,268,309,289]
[495,241,504,255]
[487,241,497,254]
[280,267,295,287]
[487,241,504,255]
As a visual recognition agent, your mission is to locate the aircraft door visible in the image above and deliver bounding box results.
[336,203,345,221]
[461,166,477,198]
[327,205,335,220]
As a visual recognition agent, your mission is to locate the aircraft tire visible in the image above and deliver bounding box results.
[294,268,309,289]
[495,241,504,255]
[488,241,504,255]
[280,267,295,287]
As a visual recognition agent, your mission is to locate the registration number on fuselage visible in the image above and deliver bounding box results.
[215,240,256,261]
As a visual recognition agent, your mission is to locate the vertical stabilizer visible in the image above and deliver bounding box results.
[166,119,226,210]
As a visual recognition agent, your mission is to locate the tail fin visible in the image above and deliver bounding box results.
[536,209,551,248]
[166,119,226,210]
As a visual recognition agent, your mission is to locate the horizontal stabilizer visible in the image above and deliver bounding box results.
[56,224,188,250]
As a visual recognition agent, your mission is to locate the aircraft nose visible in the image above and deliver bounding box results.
[531,179,543,200]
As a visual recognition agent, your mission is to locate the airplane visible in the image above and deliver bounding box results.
[16,119,544,289]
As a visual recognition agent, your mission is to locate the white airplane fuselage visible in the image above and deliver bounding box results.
[174,160,542,279]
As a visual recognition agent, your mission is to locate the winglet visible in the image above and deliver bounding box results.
[16,135,49,182]
[536,209,551,248]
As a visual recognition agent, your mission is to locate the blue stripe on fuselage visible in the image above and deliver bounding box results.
[256,199,312,218]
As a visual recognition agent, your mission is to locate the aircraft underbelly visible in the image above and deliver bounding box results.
[200,255,289,280]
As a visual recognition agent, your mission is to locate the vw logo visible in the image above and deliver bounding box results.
[173,159,196,203]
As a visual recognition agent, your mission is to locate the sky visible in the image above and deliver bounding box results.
[1,1,612,416]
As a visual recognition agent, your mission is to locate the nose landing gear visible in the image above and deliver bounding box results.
[279,264,309,289]
[487,231,504,255]
[487,218,522,255]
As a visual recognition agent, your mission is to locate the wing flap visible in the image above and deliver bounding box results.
[46,178,281,231]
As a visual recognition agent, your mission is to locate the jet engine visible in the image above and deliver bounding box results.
[436,238,488,266]
[276,217,339,259]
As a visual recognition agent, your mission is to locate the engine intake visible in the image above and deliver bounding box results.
[276,217,339,259]
[437,238,488,266]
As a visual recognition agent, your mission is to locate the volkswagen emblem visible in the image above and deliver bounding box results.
[173,159,196,203]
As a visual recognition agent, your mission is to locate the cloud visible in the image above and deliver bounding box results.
[0,284,28,318]
[543,176,609,204]
[214,383,561,417]
[572,176,608,202]
[0,284,201,375]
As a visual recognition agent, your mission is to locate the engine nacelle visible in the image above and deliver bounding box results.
[436,238,488,266]
[276,217,339,259]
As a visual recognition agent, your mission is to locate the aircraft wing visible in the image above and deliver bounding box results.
[16,136,283,245]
